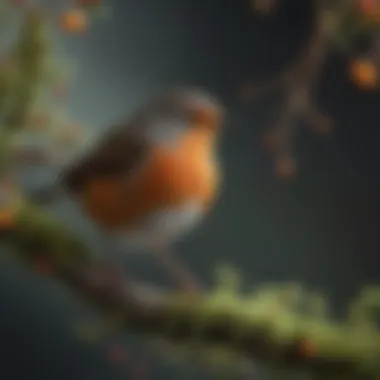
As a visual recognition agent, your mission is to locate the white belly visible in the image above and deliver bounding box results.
[110,200,205,252]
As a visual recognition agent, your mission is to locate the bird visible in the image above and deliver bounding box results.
[37,87,225,292]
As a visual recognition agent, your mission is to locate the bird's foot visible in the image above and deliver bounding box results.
[153,244,204,295]
[81,260,130,299]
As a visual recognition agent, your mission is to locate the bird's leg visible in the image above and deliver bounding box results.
[153,242,203,294]
[91,233,132,295]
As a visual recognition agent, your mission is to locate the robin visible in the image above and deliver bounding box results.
[36,87,225,292]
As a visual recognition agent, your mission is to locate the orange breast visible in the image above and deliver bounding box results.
[81,129,221,231]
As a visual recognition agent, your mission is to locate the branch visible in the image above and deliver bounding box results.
[0,194,379,379]
[244,0,353,179]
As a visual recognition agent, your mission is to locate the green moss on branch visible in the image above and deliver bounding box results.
[0,197,379,380]
[1,198,89,274]
[1,8,52,131]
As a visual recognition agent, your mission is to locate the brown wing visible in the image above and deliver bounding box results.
[60,126,150,195]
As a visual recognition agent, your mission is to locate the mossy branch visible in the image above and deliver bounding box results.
[0,195,379,379]
[0,8,52,132]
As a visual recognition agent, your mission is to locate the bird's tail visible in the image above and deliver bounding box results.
[59,159,89,195]
[27,154,92,204]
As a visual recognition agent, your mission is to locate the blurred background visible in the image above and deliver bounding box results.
[0,0,379,379]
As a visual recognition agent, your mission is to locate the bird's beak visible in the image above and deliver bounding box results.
[191,106,223,132]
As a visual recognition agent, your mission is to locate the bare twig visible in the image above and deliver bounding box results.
[245,0,355,178]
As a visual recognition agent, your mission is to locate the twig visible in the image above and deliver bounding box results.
[245,0,353,177]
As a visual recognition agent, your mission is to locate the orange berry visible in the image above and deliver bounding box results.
[298,339,318,357]
[349,59,378,90]
[0,179,18,230]
[60,9,88,34]
[0,209,16,230]
[357,0,380,23]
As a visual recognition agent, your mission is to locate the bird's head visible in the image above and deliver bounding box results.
[126,87,224,145]
[174,88,224,133]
